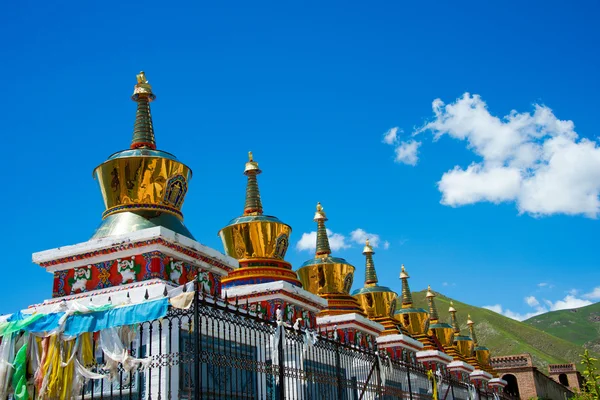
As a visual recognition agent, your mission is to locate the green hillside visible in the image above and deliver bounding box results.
[410,290,597,372]
[525,302,600,354]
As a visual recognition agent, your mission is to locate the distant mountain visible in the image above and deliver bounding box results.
[410,290,597,371]
[525,302,600,354]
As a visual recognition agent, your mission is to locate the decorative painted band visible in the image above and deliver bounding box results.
[39,238,233,273]
[221,275,303,289]
[102,203,183,220]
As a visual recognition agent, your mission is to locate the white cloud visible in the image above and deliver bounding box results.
[537,282,555,289]
[568,288,579,296]
[484,293,593,321]
[382,127,422,166]
[583,287,600,300]
[394,140,421,166]
[439,164,521,206]
[483,304,545,321]
[382,127,399,145]
[350,229,382,248]
[525,296,539,307]
[549,295,592,310]
[295,229,350,252]
[417,93,600,218]
[383,240,390,250]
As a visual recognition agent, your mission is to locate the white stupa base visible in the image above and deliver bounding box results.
[470,369,493,382]
[488,378,507,388]
[317,312,385,338]
[448,360,475,374]
[377,333,424,353]
[416,349,454,365]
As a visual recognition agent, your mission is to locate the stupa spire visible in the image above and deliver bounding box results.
[399,265,413,307]
[243,152,263,215]
[467,314,478,346]
[426,285,440,322]
[363,239,378,285]
[449,301,460,333]
[130,71,157,150]
[314,203,332,257]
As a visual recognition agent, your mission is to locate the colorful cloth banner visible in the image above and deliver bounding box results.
[63,298,168,336]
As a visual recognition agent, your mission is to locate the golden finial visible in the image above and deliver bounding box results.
[449,301,456,313]
[314,202,327,221]
[363,239,374,254]
[136,71,147,84]
[426,285,435,298]
[399,264,409,279]
[467,314,474,326]
[244,150,261,174]
[132,71,154,99]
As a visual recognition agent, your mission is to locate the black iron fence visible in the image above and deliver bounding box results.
[24,283,515,399]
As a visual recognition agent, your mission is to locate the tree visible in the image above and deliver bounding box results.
[579,349,599,400]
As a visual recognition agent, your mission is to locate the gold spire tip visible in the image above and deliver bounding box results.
[132,71,155,100]
[426,285,435,297]
[363,239,374,254]
[244,151,261,175]
[449,301,456,313]
[400,264,409,279]
[314,202,327,221]
[136,71,147,84]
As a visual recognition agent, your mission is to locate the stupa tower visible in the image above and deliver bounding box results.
[219,154,326,326]
[394,266,431,343]
[353,251,423,361]
[297,203,364,316]
[33,72,237,301]
[467,315,496,376]
[352,240,401,335]
[449,302,476,364]
[298,203,383,345]
[219,152,302,288]
[93,72,194,239]
[409,285,453,373]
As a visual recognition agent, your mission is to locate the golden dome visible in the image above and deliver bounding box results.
[92,72,193,239]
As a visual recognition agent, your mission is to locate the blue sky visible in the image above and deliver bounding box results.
[1,1,599,319]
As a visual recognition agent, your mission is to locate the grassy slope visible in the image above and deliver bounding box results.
[524,302,600,353]
[411,290,598,371]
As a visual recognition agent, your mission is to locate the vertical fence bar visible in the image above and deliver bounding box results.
[335,340,343,400]
[194,278,200,400]
[278,325,285,400]
[406,362,414,400]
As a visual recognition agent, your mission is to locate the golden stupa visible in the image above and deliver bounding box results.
[450,302,477,365]
[394,265,430,339]
[468,315,496,375]
[425,286,457,352]
[297,203,364,316]
[352,240,401,335]
[92,72,194,239]
[218,153,302,288]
